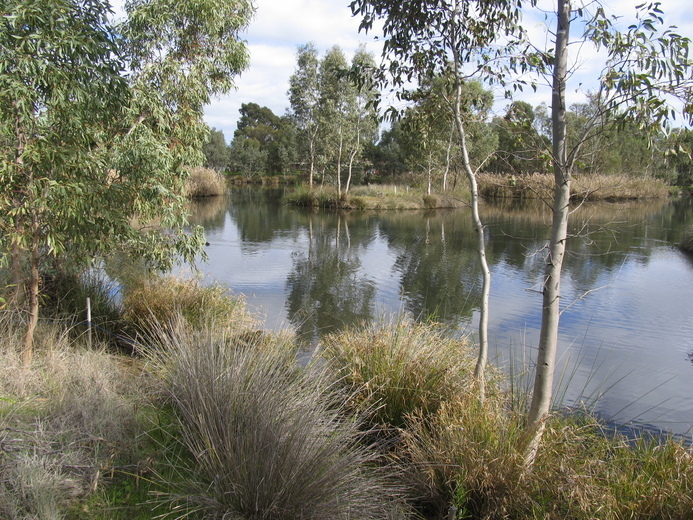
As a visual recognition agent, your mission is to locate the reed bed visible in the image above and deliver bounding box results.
[477,172,670,201]
[184,166,227,198]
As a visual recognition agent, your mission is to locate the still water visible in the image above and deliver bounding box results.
[188,187,693,439]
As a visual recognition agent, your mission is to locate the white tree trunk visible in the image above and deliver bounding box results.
[523,0,572,465]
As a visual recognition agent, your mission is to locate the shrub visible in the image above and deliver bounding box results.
[184,166,226,197]
[147,320,410,519]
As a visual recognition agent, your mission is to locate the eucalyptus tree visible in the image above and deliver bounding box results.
[522,0,691,464]
[344,47,379,193]
[288,44,321,187]
[0,0,252,361]
[350,0,530,399]
[317,46,352,194]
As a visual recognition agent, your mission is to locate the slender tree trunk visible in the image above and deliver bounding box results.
[449,9,491,400]
[452,80,491,401]
[309,125,318,188]
[337,127,343,196]
[23,215,40,365]
[427,151,433,196]
[346,122,360,194]
[523,0,572,466]
[443,122,454,191]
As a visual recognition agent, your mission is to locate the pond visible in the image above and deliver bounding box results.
[187,187,693,440]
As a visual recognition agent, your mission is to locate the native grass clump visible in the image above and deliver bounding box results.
[321,318,477,432]
[320,318,693,519]
[184,166,227,198]
[122,275,255,341]
[145,319,410,520]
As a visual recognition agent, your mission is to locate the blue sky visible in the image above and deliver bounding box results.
[115,0,693,143]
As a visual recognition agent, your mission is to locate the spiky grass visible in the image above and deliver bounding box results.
[320,318,476,431]
[146,319,410,519]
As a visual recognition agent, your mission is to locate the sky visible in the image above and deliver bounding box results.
[116,0,693,143]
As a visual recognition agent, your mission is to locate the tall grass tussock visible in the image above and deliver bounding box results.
[123,275,255,339]
[321,318,476,430]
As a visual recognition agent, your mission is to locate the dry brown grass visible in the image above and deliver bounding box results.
[0,317,149,519]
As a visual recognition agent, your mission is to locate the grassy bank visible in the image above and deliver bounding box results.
[284,174,670,212]
[286,184,468,210]
[477,173,671,201]
[0,275,691,519]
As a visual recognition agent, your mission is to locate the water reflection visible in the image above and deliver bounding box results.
[190,189,693,438]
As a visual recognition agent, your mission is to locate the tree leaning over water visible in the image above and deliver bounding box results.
[0,0,253,362]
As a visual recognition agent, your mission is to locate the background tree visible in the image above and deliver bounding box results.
[344,47,379,192]
[228,103,297,175]
[288,43,321,187]
[490,101,549,174]
[316,46,352,193]
[204,127,229,171]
